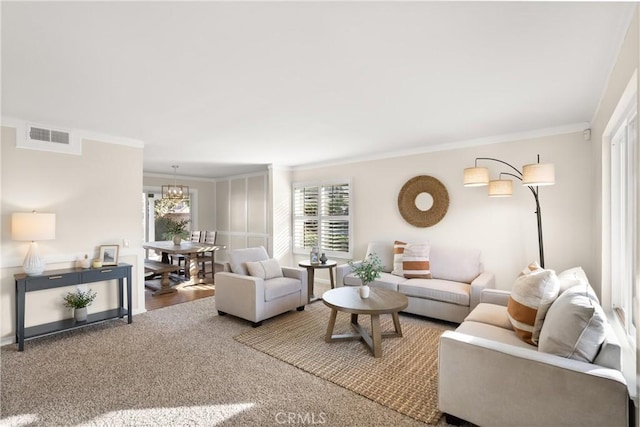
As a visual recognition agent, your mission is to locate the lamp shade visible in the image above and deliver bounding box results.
[12,212,56,241]
[488,180,513,197]
[522,163,555,186]
[463,167,489,187]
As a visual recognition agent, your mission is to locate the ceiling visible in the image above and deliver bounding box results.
[1,2,634,179]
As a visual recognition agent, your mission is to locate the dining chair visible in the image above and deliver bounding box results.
[197,231,218,279]
[171,230,202,268]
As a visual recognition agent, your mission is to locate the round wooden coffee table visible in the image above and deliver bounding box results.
[322,286,408,358]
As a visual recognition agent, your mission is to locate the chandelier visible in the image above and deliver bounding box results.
[162,165,189,199]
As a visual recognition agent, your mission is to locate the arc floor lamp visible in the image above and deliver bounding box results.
[463,155,555,268]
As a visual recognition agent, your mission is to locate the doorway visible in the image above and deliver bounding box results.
[142,190,215,310]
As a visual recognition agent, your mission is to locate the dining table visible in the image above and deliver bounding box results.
[142,240,225,286]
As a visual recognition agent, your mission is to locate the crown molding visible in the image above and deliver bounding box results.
[292,122,590,172]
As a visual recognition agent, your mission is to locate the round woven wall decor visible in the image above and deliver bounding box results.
[397,175,449,227]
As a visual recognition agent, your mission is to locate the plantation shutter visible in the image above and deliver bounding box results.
[293,186,319,249]
[320,184,349,253]
[293,182,351,256]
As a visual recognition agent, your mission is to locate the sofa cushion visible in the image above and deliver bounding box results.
[229,246,269,275]
[464,303,513,330]
[246,258,283,280]
[344,272,403,291]
[399,279,470,306]
[456,320,536,350]
[557,267,599,304]
[507,269,559,345]
[402,243,432,279]
[365,242,394,273]
[391,240,407,277]
[538,286,607,363]
[429,246,482,283]
[264,277,302,302]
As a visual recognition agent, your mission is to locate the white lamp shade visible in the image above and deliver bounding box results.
[488,180,513,197]
[522,163,555,186]
[463,167,489,187]
[12,212,56,241]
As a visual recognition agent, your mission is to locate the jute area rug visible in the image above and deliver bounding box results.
[234,302,448,425]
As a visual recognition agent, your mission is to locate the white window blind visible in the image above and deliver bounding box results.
[293,182,351,256]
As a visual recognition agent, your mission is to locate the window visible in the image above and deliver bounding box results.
[293,181,351,257]
[610,98,638,341]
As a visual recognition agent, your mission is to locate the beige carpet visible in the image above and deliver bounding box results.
[1,296,465,427]
[235,302,447,425]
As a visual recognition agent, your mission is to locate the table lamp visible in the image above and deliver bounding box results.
[12,211,56,276]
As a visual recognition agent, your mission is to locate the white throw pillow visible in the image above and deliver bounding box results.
[557,266,599,304]
[507,269,559,345]
[246,259,283,280]
[538,286,607,363]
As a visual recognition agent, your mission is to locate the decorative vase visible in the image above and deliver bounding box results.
[359,285,370,299]
[172,236,182,245]
[80,254,91,269]
[75,307,87,322]
[320,253,328,264]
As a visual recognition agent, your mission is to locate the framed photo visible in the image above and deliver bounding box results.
[99,245,119,266]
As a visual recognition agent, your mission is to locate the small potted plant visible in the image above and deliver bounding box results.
[163,218,190,245]
[63,289,97,322]
[348,252,384,298]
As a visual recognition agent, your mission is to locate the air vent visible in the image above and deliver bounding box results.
[28,125,70,145]
[17,121,81,155]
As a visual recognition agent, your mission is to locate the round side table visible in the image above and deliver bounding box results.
[298,260,338,303]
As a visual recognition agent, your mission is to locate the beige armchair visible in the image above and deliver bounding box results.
[214,247,308,327]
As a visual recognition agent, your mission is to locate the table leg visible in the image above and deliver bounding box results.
[307,268,316,302]
[16,283,25,351]
[187,256,204,284]
[325,309,338,342]
[370,314,382,358]
[153,272,177,296]
[392,312,403,337]
[329,266,335,289]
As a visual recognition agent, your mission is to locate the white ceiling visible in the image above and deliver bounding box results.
[1,2,634,179]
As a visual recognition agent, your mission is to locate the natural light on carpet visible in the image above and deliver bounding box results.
[78,403,256,425]
[0,403,256,426]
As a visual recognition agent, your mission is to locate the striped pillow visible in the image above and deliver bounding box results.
[402,243,431,279]
[507,269,560,345]
[391,240,407,277]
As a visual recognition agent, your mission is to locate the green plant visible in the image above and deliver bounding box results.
[63,289,97,309]
[348,252,383,286]
[162,218,190,240]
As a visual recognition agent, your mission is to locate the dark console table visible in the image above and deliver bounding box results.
[14,263,132,351]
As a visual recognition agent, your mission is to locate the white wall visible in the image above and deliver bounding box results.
[290,131,592,290]
[269,166,293,266]
[214,171,269,262]
[588,6,639,406]
[590,8,638,306]
[1,124,144,345]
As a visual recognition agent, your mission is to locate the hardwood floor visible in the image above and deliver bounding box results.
[144,263,221,311]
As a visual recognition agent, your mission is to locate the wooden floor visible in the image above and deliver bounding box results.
[144,263,221,311]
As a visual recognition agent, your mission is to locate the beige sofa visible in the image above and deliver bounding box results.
[439,279,629,427]
[214,247,308,327]
[336,242,495,323]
